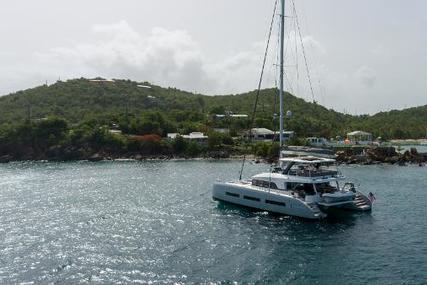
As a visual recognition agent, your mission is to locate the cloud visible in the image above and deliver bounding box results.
[4,21,327,99]
[36,20,215,93]
[355,66,377,87]
[32,20,284,95]
[302,35,326,55]
[370,44,392,58]
[206,42,270,93]
[32,20,286,96]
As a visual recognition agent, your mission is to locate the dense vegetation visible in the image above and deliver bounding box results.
[0,115,423,164]
[1,78,426,139]
[0,78,426,161]
[0,115,285,161]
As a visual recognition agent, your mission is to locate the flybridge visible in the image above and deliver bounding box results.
[279,156,343,179]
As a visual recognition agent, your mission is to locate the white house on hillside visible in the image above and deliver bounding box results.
[248,128,294,142]
[249,128,275,141]
[347,131,373,145]
[167,132,208,144]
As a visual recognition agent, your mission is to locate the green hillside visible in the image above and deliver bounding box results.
[0,78,426,139]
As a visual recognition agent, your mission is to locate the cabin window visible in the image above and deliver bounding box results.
[244,195,261,202]
[291,183,316,196]
[316,182,338,193]
[226,192,239,198]
[286,182,300,190]
[252,179,278,189]
[266,200,286,207]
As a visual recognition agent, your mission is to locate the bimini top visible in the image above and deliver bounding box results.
[279,156,336,164]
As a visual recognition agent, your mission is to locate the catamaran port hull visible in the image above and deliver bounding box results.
[213,182,326,220]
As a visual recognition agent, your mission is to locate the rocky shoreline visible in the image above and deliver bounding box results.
[0,146,426,166]
[0,149,241,164]
[335,146,427,166]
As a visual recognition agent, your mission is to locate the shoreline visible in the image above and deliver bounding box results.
[1,146,426,166]
[0,154,258,164]
[0,154,425,167]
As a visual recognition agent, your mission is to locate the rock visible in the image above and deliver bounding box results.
[400,148,426,163]
[88,153,104,162]
[365,147,398,163]
[384,156,399,164]
[208,151,230,159]
[410,147,418,156]
[0,155,12,163]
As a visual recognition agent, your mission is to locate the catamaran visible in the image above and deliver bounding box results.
[212,0,373,219]
[213,155,372,219]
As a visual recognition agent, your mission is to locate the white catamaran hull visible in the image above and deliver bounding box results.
[213,182,326,220]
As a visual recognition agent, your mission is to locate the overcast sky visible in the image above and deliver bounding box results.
[1,0,426,114]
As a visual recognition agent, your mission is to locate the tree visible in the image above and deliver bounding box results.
[209,105,226,115]
[197,97,205,113]
[33,117,69,146]
[207,132,222,150]
[173,135,187,154]
[186,141,201,156]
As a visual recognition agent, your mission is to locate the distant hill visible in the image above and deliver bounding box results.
[0,78,426,139]
[357,105,427,139]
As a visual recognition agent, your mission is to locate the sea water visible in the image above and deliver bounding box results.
[0,161,426,284]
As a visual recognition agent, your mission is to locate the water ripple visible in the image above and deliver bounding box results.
[0,161,426,284]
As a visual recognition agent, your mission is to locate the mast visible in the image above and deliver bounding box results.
[279,0,285,150]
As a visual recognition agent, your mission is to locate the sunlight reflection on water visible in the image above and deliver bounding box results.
[0,161,426,284]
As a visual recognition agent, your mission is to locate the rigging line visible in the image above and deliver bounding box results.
[239,0,278,180]
[284,71,294,95]
[282,7,298,100]
[293,12,300,98]
[291,0,316,103]
[306,34,325,104]
[302,18,324,104]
